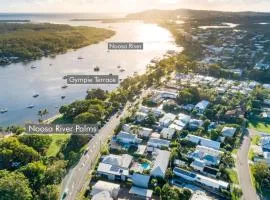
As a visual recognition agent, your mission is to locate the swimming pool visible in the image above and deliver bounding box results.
[141,162,150,170]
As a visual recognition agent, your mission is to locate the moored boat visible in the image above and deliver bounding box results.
[0,109,8,114]
[26,105,34,109]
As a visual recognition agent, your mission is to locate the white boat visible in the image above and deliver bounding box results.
[0,109,8,114]
[31,66,37,69]
[26,105,34,109]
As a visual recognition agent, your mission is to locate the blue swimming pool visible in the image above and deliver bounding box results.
[141,162,150,170]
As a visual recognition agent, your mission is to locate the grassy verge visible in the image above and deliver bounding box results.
[226,168,239,185]
[46,134,71,157]
[248,120,270,133]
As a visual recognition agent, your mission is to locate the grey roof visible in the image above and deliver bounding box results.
[151,150,170,177]
[117,131,136,141]
[147,138,170,147]
[132,173,150,188]
[102,154,133,169]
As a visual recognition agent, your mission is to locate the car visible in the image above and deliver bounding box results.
[61,188,69,200]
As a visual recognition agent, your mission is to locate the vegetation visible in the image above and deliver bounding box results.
[0,23,115,65]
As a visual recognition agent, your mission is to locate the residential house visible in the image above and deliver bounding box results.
[160,128,176,140]
[90,181,120,199]
[135,112,148,122]
[159,113,176,127]
[194,100,210,115]
[221,127,237,138]
[92,191,113,200]
[186,134,221,150]
[151,150,170,178]
[189,119,204,130]
[173,167,229,190]
[116,131,142,144]
[261,137,270,151]
[97,154,133,181]
[147,138,170,150]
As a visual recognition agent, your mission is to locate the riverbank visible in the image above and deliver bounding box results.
[0,23,115,66]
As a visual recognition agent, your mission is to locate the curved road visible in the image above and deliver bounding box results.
[236,129,260,200]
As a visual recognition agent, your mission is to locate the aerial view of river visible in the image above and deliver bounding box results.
[0,13,182,126]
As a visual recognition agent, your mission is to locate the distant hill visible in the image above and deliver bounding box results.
[126,9,270,23]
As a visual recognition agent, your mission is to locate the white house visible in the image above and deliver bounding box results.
[189,119,204,130]
[186,134,221,150]
[135,112,148,122]
[97,154,133,181]
[91,181,120,199]
[221,127,237,138]
[191,159,206,172]
[155,90,178,99]
[116,131,141,144]
[92,191,112,200]
[194,100,210,115]
[159,113,176,127]
[147,138,170,149]
[151,150,170,178]
[161,128,176,140]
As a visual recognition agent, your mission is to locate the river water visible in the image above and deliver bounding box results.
[0,13,181,126]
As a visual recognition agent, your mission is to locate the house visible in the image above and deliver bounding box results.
[155,90,178,99]
[169,123,184,131]
[261,137,270,151]
[208,122,217,132]
[92,191,112,200]
[221,127,237,138]
[189,147,222,166]
[173,167,229,190]
[263,152,270,165]
[160,128,176,140]
[159,113,176,127]
[91,181,120,199]
[129,186,153,200]
[116,131,142,144]
[189,119,204,130]
[203,166,219,178]
[186,134,221,150]
[136,112,148,122]
[151,150,170,178]
[147,138,170,149]
[178,113,191,126]
[131,173,150,188]
[194,100,210,115]
[191,159,205,172]
[183,104,195,111]
[122,124,153,138]
[97,154,133,181]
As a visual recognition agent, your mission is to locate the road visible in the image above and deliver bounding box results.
[60,89,150,200]
[236,129,260,200]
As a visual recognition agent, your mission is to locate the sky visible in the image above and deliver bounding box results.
[0,0,270,13]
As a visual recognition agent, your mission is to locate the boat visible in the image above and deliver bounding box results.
[78,57,83,60]
[0,109,8,114]
[94,66,100,72]
[62,85,68,89]
[26,105,34,109]
[61,96,66,99]
[33,94,39,98]
[109,73,113,76]
[31,66,37,69]
[107,50,110,53]
[120,69,125,72]
[117,65,121,69]
[49,64,52,66]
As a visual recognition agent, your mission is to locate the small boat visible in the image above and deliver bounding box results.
[120,69,125,72]
[31,66,37,69]
[94,66,100,72]
[78,57,83,60]
[61,85,68,89]
[109,73,113,76]
[61,96,66,99]
[107,50,110,53]
[33,94,39,98]
[0,109,8,114]
[49,64,52,66]
[117,65,121,69]
[26,105,34,109]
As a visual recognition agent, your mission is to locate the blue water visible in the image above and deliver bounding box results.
[141,162,150,170]
[0,13,181,126]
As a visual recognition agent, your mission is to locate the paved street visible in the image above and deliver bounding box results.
[236,129,260,200]
[60,89,150,200]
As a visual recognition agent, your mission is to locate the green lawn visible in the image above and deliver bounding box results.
[46,134,71,157]
[248,120,270,134]
[226,168,239,185]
